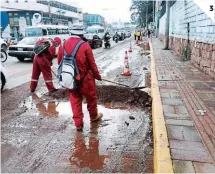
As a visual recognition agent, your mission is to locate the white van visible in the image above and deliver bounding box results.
[86,25,105,39]
[8,25,70,62]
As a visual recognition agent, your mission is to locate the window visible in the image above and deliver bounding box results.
[9,13,13,16]
[14,17,19,25]
[42,29,47,36]
[56,28,69,35]
[26,13,29,15]
[98,29,104,33]
[9,18,14,25]
[25,28,42,37]
[26,16,31,25]
[14,13,18,16]
[47,28,57,35]
[18,37,38,45]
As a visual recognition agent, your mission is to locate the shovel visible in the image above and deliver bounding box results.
[102,78,146,90]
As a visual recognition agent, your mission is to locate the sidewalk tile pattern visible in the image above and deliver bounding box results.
[152,39,215,173]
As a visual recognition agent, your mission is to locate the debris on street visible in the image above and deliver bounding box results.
[44,85,152,109]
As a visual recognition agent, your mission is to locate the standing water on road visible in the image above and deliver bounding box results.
[1,84,153,173]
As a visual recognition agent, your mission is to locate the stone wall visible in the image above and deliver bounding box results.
[158,0,215,78]
[169,37,215,79]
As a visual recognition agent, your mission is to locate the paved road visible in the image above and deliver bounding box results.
[3,39,130,89]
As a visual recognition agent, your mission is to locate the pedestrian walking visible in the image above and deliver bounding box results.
[57,27,103,131]
[30,37,61,93]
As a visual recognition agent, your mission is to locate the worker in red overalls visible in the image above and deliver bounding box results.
[30,37,61,93]
[58,27,103,131]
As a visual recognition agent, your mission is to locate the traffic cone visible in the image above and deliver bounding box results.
[121,51,132,76]
[128,40,132,52]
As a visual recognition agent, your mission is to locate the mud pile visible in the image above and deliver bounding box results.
[47,85,151,109]
[96,85,151,108]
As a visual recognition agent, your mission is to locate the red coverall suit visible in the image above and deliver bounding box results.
[30,39,56,92]
[58,36,101,128]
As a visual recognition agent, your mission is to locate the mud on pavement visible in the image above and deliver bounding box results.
[40,85,152,109]
[1,41,153,173]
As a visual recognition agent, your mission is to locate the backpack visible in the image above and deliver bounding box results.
[33,40,51,56]
[58,40,84,90]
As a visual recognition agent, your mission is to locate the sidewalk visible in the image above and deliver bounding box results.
[151,38,215,173]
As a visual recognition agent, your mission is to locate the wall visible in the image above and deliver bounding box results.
[0,11,9,32]
[158,13,166,41]
[1,1,81,20]
[158,0,215,78]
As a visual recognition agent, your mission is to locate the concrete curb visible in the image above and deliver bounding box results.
[149,41,174,173]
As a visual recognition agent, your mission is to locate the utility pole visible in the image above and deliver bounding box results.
[153,0,155,25]
[146,0,148,29]
[164,0,170,50]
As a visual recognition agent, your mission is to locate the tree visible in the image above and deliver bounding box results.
[130,0,154,28]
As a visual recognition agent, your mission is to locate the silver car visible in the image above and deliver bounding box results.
[8,37,38,62]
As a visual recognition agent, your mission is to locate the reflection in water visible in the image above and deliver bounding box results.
[31,94,59,117]
[69,122,110,171]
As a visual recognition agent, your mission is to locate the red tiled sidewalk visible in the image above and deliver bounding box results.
[152,38,215,173]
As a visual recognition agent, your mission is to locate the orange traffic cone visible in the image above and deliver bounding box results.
[128,40,132,52]
[121,51,132,76]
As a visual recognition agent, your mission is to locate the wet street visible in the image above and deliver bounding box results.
[1,39,153,173]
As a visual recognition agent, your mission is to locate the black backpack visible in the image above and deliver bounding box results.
[33,40,51,56]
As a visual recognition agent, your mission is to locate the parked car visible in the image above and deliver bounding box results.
[0,62,8,92]
[0,38,7,52]
[84,34,102,49]
[8,37,38,62]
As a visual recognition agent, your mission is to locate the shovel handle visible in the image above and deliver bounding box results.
[51,68,58,79]
[102,78,130,87]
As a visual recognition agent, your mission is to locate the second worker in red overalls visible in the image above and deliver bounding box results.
[30,37,61,93]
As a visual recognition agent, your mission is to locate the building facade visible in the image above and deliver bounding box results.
[83,13,105,29]
[157,0,215,79]
[0,0,83,39]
